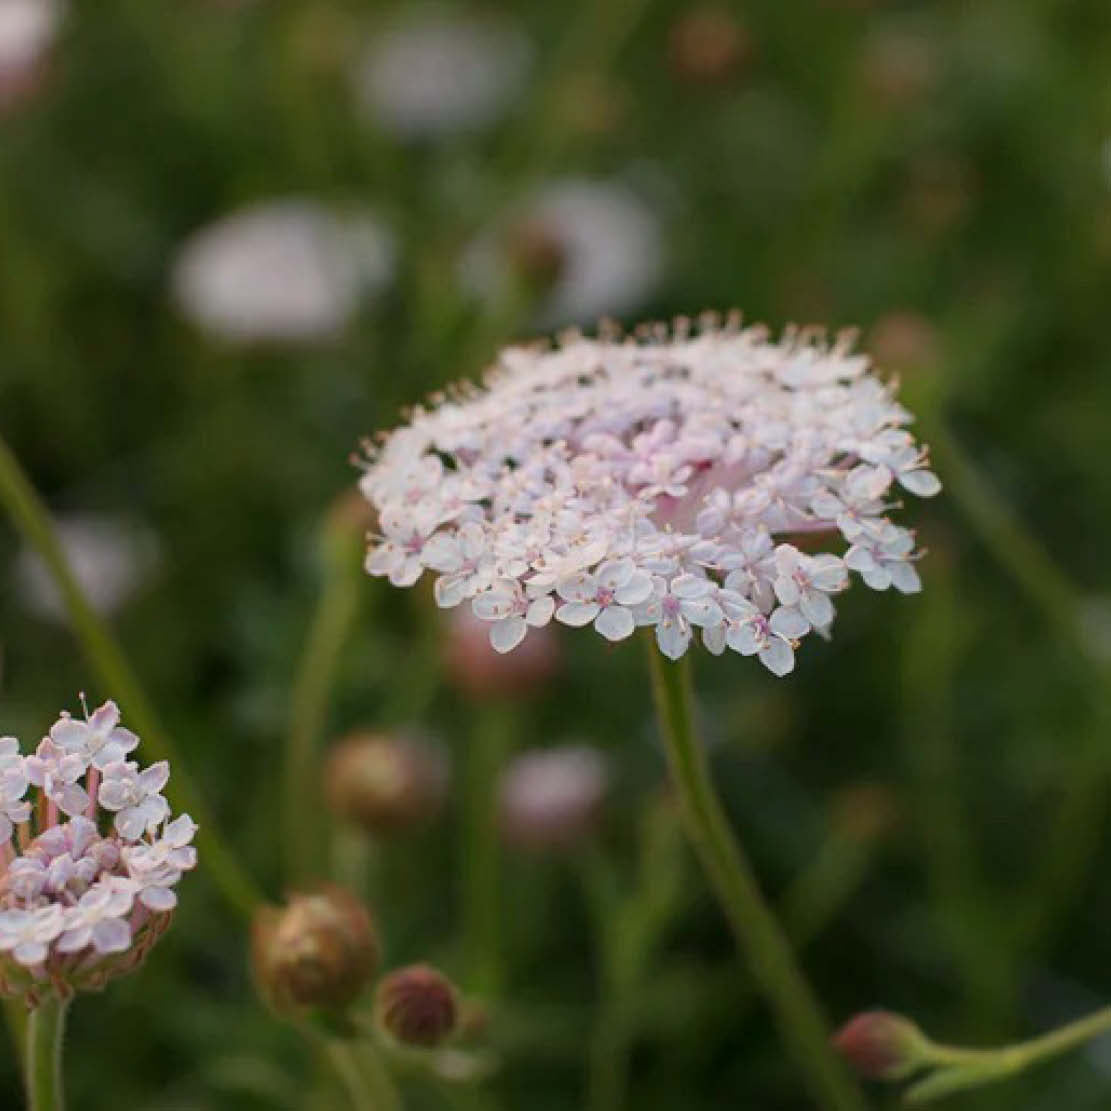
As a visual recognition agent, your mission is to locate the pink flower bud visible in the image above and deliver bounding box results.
[831,1010,930,1080]
[375,964,459,1047]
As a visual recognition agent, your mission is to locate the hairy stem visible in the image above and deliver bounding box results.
[644,638,866,1111]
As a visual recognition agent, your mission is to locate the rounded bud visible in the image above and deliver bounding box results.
[668,5,752,85]
[499,746,608,851]
[323,732,449,835]
[251,888,378,1015]
[832,1010,931,1080]
[375,964,459,1048]
[444,607,561,700]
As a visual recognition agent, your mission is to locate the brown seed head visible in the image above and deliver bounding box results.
[252,888,379,1015]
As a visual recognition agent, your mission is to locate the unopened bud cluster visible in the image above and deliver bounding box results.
[0,700,197,1005]
[252,889,461,1049]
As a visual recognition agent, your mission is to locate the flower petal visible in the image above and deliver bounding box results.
[759,639,795,677]
[555,601,600,628]
[594,605,635,642]
[490,616,527,654]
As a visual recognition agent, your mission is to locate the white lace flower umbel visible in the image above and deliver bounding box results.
[0,700,197,1005]
[358,315,940,675]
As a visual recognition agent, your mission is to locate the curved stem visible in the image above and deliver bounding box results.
[932,1006,1111,1074]
[903,1006,1111,1103]
[283,545,361,886]
[0,434,262,917]
[26,996,69,1111]
[643,638,866,1111]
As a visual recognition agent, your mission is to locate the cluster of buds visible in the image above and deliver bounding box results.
[252,889,460,1049]
[0,699,197,1005]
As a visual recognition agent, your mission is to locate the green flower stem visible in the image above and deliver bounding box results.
[0,434,262,918]
[326,1041,375,1111]
[905,1006,1111,1103]
[283,528,362,887]
[26,996,69,1111]
[644,638,866,1111]
[462,703,516,1000]
[322,1037,403,1111]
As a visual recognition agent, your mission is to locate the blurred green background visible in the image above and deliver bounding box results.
[2,0,1111,1107]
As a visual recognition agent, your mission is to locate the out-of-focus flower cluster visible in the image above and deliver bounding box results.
[359,316,940,675]
[0,700,196,1005]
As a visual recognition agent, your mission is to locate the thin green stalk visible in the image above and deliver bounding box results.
[26,996,68,1111]
[932,1006,1111,1073]
[283,541,361,886]
[904,1006,1111,1104]
[462,704,516,1000]
[0,434,261,918]
[326,1041,376,1111]
[358,1042,404,1111]
[644,638,866,1111]
[321,1036,403,1111]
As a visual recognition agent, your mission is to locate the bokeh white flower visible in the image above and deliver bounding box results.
[171,199,395,344]
[0,699,196,1004]
[0,0,63,109]
[16,513,159,622]
[354,11,531,138]
[358,315,940,676]
[499,745,609,850]
[460,179,665,329]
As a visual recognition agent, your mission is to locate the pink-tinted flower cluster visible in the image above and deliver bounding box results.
[359,315,940,675]
[0,699,196,1004]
